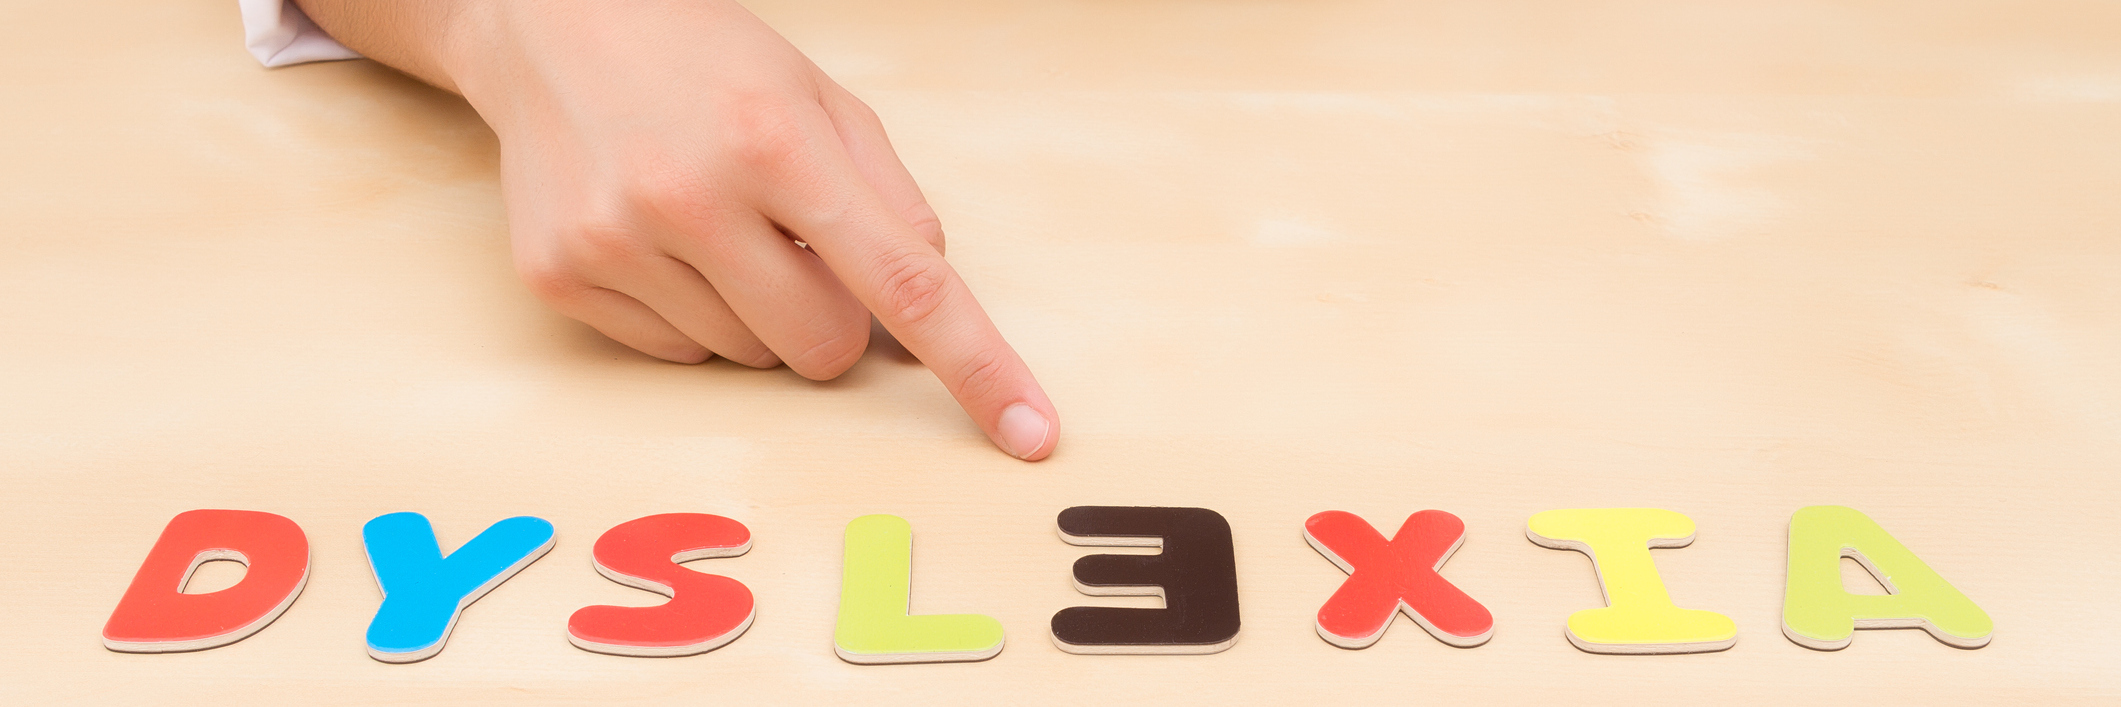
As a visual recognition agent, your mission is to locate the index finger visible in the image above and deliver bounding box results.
[752,111,1059,461]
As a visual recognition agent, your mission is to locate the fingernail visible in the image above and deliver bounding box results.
[997,403,1050,460]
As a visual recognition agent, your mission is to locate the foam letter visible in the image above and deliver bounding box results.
[1526,508,1736,654]
[1782,505,1992,650]
[833,514,1004,664]
[567,513,756,657]
[1304,510,1492,648]
[363,512,555,663]
[1050,506,1241,654]
[102,509,309,652]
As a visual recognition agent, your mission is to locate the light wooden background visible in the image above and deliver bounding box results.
[4,0,2118,703]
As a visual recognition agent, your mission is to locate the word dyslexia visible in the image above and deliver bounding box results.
[101,505,1991,663]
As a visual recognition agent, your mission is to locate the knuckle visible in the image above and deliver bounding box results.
[871,248,950,327]
[623,162,727,230]
[953,350,1013,402]
[730,98,818,174]
[786,316,870,380]
[564,221,655,273]
[514,253,583,303]
[904,203,945,253]
[842,95,884,127]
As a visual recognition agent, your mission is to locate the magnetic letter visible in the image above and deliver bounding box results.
[1526,508,1737,654]
[1304,510,1492,648]
[1782,505,1993,650]
[363,512,555,663]
[567,513,756,657]
[103,509,309,652]
[1050,506,1240,654]
[833,514,1005,664]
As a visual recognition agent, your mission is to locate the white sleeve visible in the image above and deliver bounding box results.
[240,0,362,67]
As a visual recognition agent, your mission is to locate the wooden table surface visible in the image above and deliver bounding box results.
[4,0,2118,703]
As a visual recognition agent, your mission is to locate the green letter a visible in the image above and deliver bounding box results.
[1783,506,1992,650]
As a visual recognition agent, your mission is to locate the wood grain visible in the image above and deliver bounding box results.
[2,0,2117,703]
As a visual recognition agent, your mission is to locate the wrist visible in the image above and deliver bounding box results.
[431,0,596,136]
[428,0,507,97]
[292,0,503,94]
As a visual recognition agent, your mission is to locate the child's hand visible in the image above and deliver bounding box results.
[299,0,1058,459]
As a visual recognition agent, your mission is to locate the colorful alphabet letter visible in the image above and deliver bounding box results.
[1304,510,1492,648]
[362,512,555,663]
[1526,508,1737,654]
[1050,506,1241,654]
[567,513,756,657]
[833,514,1005,664]
[102,509,309,653]
[1782,505,1993,650]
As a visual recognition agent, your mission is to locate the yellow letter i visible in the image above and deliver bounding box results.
[1527,508,1738,654]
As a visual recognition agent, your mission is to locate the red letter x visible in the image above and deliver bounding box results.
[1304,510,1493,648]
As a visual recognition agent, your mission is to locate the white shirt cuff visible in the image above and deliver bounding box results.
[240,0,361,67]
